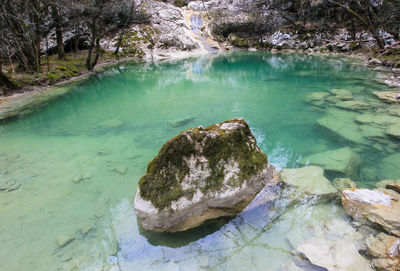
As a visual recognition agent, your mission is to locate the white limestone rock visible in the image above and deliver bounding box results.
[134,118,279,232]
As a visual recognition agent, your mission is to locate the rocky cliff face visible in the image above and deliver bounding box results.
[134,118,279,232]
[41,0,399,64]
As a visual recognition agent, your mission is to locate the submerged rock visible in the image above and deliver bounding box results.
[380,153,400,180]
[111,164,128,175]
[386,125,400,139]
[0,179,21,192]
[168,116,196,128]
[373,91,400,104]
[360,125,386,139]
[134,118,279,232]
[317,108,365,144]
[56,235,75,249]
[72,172,93,184]
[333,178,357,191]
[330,88,353,101]
[366,232,400,271]
[98,118,124,129]
[356,113,400,127]
[281,205,369,270]
[297,236,373,271]
[334,100,373,111]
[299,147,361,179]
[304,92,330,106]
[386,106,400,117]
[342,188,400,237]
[279,166,338,202]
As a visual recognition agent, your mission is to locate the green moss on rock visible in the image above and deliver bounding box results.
[227,33,250,48]
[114,29,146,58]
[138,118,268,210]
[173,0,187,7]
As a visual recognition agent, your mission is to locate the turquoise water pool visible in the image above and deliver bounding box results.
[0,52,398,270]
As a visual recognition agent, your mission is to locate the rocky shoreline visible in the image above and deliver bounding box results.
[134,117,400,270]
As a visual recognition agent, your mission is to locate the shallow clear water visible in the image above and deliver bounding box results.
[0,52,399,270]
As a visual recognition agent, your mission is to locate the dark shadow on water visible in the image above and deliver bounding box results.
[137,216,232,248]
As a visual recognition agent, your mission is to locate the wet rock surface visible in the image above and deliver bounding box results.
[342,188,400,237]
[366,232,400,271]
[373,91,400,104]
[297,236,373,271]
[134,118,279,232]
[279,166,338,202]
[333,178,357,191]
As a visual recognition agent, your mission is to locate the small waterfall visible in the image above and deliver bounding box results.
[188,12,219,52]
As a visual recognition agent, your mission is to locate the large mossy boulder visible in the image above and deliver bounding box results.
[134,118,279,232]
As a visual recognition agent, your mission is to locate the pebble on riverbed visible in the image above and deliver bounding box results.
[97,150,111,156]
[111,164,127,175]
[72,172,93,184]
[0,179,21,192]
[56,235,75,249]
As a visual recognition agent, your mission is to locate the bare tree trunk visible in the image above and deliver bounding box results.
[86,23,101,71]
[46,35,50,72]
[86,37,95,70]
[114,30,126,58]
[114,0,136,57]
[50,2,66,60]
[329,0,385,49]
[73,20,80,52]
[85,0,106,71]
[0,68,18,93]
[29,0,42,72]
[92,37,101,69]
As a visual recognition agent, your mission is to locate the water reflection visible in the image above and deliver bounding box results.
[139,217,231,248]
